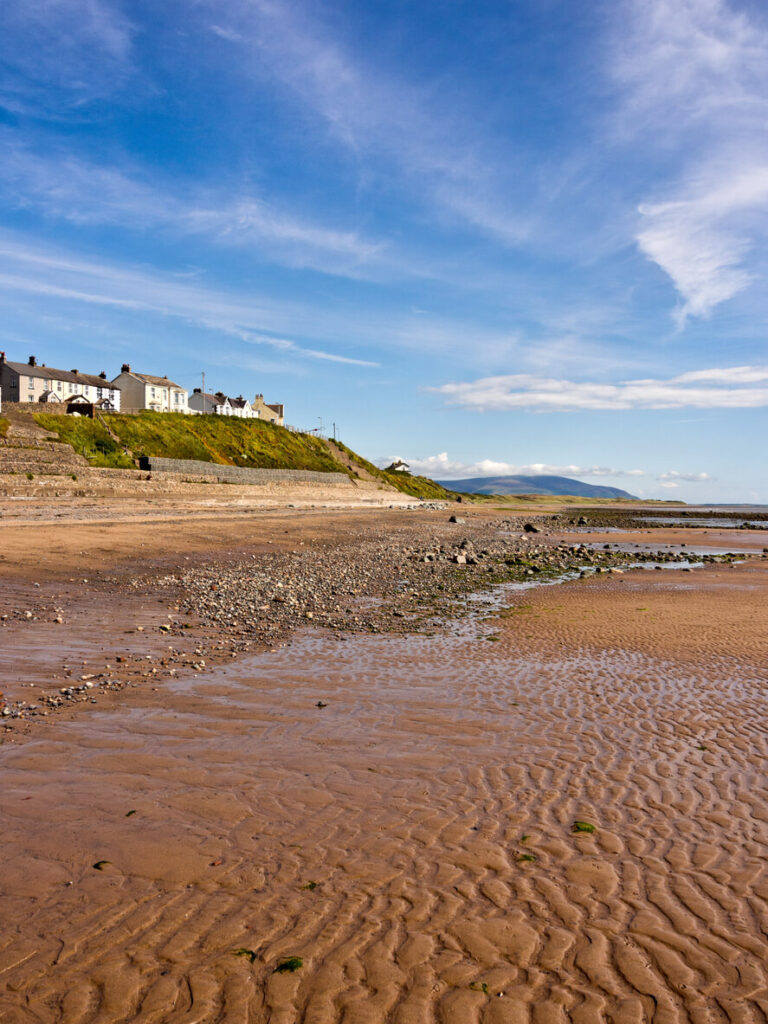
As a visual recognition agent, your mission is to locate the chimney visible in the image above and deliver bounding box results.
[0,351,5,364]
[193,387,201,394]
[99,371,107,379]
[71,369,79,375]
[28,355,37,367]
[121,363,130,373]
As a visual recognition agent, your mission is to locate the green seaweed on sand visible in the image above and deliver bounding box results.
[469,982,489,994]
[234,948,257,963]
[125,809,137,817]
[572,820,596,834]
[92,860,111,870]
[517,853,536,862]
[301,881,319,891]
[273,956,304,973]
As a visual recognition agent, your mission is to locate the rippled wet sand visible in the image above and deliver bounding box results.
[2,564,767,1022]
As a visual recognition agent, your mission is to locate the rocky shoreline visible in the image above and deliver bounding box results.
[2,511,759,726]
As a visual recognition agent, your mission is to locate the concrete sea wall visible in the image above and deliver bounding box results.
[141,456,352,487]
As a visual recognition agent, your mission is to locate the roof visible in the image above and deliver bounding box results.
[125,371,184,389]
[4,361,120,390]
[229,396,250,408]
[190,391,228,405]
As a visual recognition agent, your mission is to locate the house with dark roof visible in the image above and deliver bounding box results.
[188,389,232,415]
[227,395,253,418]
[0,353,121,410]
[112,364,188,413]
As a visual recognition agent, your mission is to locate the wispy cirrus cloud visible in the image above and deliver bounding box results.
[0,236,379,367]
[613,0,768,324]
[0,141,382,274]
[0,0,135,116]
[613,0,768,135]
[204,0,531,246]
[637,163,768,326]
[428,366,768,412]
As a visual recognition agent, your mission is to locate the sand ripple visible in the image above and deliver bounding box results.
[2,583,767,1022]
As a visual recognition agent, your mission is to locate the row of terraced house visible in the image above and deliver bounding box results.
[0,354,284,425]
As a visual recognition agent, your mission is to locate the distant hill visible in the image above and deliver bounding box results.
[436,474,637,499]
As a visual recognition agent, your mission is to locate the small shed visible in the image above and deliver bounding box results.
[66,394,95,417]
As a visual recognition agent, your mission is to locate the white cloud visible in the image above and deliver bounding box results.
[614,0,768,323]
[428,366,768,412]
[658,470,713,482]
[637,165,768,325]
[378,452,647,481]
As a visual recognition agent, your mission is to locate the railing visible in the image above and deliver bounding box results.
[284,424,331,440]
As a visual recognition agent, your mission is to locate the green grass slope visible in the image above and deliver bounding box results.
[0,416,9,440]
[32,412,452,499]
[35,411,346,473]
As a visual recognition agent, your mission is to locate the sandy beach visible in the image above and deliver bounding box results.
[1,502,767,1023]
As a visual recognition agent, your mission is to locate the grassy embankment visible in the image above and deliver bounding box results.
[0,416,9,440]
[35,412,345,473]
[34,412,454,497]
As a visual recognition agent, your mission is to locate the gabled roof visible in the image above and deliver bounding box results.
[4,361,120,389]
[191,391,227,405]
[125,371,184,389]
[228,396,250,409]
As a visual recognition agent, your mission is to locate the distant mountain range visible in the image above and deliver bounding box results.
[436,474,637,499]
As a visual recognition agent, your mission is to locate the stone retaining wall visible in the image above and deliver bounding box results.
[141,456,353,487]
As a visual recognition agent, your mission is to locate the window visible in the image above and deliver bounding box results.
[28,376,34,389]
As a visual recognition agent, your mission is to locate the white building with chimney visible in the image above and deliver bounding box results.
[112,364,188,413]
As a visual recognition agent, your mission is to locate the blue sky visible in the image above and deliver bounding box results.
[1,0,767,501]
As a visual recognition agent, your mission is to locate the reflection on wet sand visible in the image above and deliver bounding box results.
[2,561,767,1022]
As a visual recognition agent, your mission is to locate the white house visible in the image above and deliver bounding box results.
[228,395,253,418]
[0,353,121,410]
[112,364,188,413]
